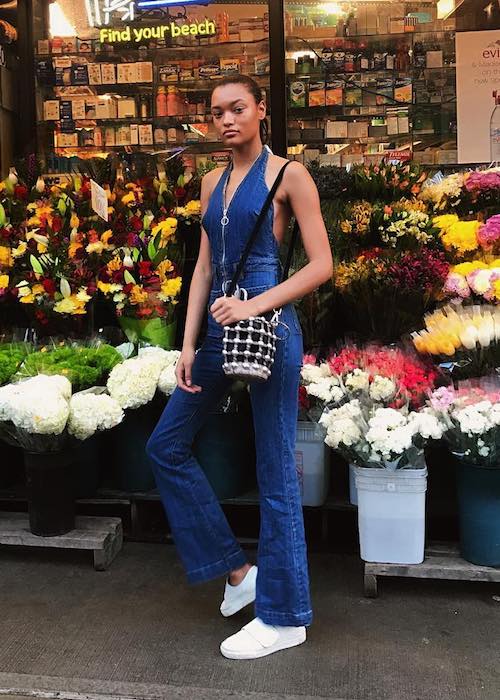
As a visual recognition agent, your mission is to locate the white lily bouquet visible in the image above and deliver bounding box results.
[427,382,500,467]
[0,374,124,453]
[106,346,180,410]
[319,399,444,470]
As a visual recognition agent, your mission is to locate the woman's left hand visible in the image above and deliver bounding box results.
[210,296,258,326]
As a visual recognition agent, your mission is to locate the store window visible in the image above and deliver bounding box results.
[284,1,459,168]
[33,1,270,173]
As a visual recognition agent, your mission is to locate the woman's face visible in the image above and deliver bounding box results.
[211,83,265,146]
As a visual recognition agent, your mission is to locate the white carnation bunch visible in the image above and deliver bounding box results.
[320,399,364,450]
[68,392,124,440]
[345,369,370,393]
[306,378,344,404]
[369,375,396,402]
[453,402,493,436]
[300,362,331,385]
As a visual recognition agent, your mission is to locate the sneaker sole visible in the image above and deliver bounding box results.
[220,591,256,617]
[220,632,306,660]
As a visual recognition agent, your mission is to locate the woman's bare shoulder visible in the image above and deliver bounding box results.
[201,166,227,197]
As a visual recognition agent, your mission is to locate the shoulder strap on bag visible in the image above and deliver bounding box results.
[226,161,297,297]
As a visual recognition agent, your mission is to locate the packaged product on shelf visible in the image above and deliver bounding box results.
[136,62,153,82]
[345,84,363,107]
[389,17,405,33]
[199,59,221,80]
[159,64,179,83]
[321,41,334,67]
[347,121,369,138]
[51,37,63,54]
[71,62,89,86]
[394,77,412,104]
[254,54,269,75]
[101,64,116,84]
[117,98,137,119]
[178,60,194,82]
[37,39,50,55]
[326,80,343,106]
[56,132,78,148]
[80,128,96,146]
[326,120,348,139]
[72,99,86,120]
[88,64,102,85]
[96,97,117,119]
[94,127,103,146]
[308,80,326,107]
[333,44,345,71]
[221,58,241,77]
[386,115,399,135]
[375,78,394,106]
[130,124,139,145]
[77,38,93,53]
[138,124,153,145]
[43,100,60,121]
[117,63,138,84]
[59,100,73,121]
[85,97,97,119]
[212,151,231,167]
[54,57,72,86]
[62,38,76,54]
[36,59,55,86]
[116,126,131,146]
[426,50,443,68]
[368,122,387,137]
[289,79,308,108]
[398,113,410,133]
[154,127,167,144]
[105,127,116,146]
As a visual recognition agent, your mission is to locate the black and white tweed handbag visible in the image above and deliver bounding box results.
[222,162,300,383]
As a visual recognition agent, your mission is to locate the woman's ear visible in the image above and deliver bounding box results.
[259,101,267,119]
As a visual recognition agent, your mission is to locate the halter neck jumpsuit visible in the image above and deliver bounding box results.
[147,148,312,627]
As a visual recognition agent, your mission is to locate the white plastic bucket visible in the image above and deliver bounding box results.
[349,463,358,506]
[354,466,427,564]
[295,421,330,506]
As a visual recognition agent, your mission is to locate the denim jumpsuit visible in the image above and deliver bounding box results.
[147,148,312,627]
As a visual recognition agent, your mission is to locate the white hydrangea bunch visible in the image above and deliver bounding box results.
[68,392,124,440]
[156,350,181,396]
[0,374,72,435]
[107,356,161,409]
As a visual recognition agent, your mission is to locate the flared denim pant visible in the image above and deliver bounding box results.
[146,302,313,627]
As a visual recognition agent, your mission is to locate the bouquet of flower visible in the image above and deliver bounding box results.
[334,248,449,341]
[319,399,443,469]
[419,171,468,212]
[0,373,123,452]
[477,214,500,253]
[377,205,438,250]
[426,381,500,467]
[107,346,180,409]
[351,162,427,203]
[443,260,500,303]
[433,214,482,259]
[412,303,500,378]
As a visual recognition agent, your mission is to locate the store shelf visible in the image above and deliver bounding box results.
[286,65,456,79]
[40,74,270,93]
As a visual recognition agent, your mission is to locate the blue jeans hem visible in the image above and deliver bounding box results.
[186,549,248,584]
[256,607,313,627]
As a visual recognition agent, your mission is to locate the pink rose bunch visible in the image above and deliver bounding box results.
[465,169,500,194]
[478,214,500,249]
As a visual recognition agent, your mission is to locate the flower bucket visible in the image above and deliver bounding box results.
[349,463,358,506]
[24,450,75,536]
[73,435,101,499]
[118,316,177,350]
[295,421,330,506]
[355,466,428,564]
[456,461,500,567]
[193,390,256,500]
[106,393,166,492]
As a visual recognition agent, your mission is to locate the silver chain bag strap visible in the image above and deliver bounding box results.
[221,161,300,383]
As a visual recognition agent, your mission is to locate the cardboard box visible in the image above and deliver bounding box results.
[116,126,131,145]
[105,127,116,146]
[136,62,153,83]
[85,97,97,119]
[43,100,60,120]
[96,97,117,119]
[347,121,369,138]
[56,132,78,147]
[117,98,137,118]
[72,99,86,120]
[426,50,443,68]
[130,124,139,145]
[326,120,348,139]
[138,124,153,145]
[37,40,50,55]
[101,64,116,84]
[88,64,102,85]
[117,63,138,83]
[398,114,410,133]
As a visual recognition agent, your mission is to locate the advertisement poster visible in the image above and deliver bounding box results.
[457,30,500,164]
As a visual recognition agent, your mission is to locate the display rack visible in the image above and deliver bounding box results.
[284,1,459,167]
[33,2,271,172]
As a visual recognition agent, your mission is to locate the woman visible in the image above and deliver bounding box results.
[147,75,332,660]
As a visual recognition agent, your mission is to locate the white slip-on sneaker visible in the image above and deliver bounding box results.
[220,617,306,660]
[220,565,257,617]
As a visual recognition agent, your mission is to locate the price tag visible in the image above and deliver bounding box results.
[90,179,108,222]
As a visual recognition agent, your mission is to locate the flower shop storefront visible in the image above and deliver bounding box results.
[2,1,500,589]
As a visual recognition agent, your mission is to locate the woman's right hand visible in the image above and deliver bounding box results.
[176,347,202,393]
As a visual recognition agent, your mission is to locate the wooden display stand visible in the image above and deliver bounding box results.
[364,543,500,597]
[0,512,123,570]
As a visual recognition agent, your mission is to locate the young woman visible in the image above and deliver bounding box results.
[147,75,332,660]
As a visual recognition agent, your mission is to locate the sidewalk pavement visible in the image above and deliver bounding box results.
[0,541,499,700]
